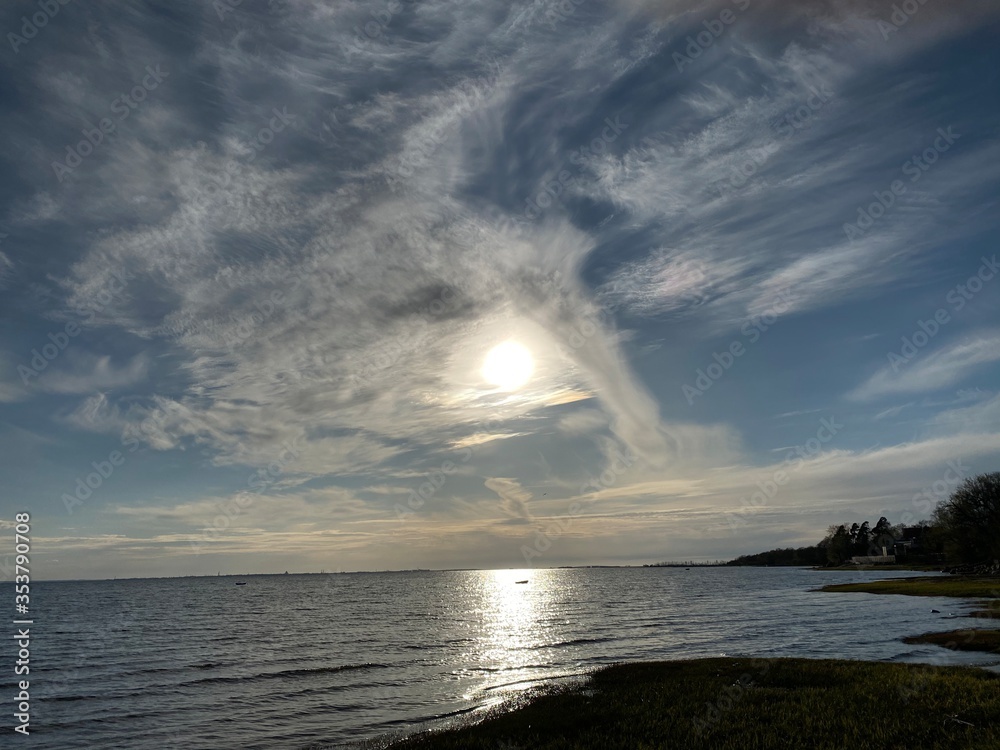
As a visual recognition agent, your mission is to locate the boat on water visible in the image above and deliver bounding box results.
[235,581,247,585]
[515,580,528,584]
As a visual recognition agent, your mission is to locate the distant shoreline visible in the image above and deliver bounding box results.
[25,562,945,583]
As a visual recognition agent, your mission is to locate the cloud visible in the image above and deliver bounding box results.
[3,0,1000,578]
[114,484,372,533]
[38,353,149,395]
[484,477,534,522]
[929,392,1000,436]
[850,332,1000,401]
[450,432,528,449]
[557,408,608,435]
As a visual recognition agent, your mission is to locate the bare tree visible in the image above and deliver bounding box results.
[932,472,1000,565]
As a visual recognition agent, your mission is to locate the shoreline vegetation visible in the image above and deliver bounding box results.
[388,657,1000,749]
[818,575,1000,599]
[381,574,1000,749]
[903,629,1000,653]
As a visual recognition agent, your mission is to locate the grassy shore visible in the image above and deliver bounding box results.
[903,629,1000,654]
[815,564,943,572]
[818,576,1000,599]
[391,658,1000,749]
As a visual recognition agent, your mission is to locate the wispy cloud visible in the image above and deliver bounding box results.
[850,332,1000,401]
[2,0,1000,576]
[38,353,148,395]
[485,477,534,522]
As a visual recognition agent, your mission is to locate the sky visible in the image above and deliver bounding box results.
[1,0,999,580]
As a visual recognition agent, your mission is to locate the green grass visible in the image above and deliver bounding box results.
[903,629,1000,654]
[819,576,1000,598]
[391,658,1000,750]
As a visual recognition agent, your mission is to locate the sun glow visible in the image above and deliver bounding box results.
[481,341,534,390]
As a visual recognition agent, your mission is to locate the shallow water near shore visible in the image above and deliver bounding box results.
[8,567,998,749]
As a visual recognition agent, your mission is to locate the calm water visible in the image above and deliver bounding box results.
[5,567,998,749]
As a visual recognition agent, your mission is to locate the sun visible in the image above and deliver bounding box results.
[482,341,534,391]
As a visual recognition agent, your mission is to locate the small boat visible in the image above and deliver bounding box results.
[515,580,528,584]
[235,581,247,586]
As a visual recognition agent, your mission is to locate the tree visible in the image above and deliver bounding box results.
[871,516,894,554]
[827,525,852,565]
[872,516,891,536]
[932,472,1000,564]
[854,521,871,556]
[865,516,894,555]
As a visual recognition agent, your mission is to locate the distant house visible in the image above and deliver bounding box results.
[894,526,929,559]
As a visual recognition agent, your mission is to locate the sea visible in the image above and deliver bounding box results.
[5,566,998,749]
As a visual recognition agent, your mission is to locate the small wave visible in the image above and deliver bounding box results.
[464,663,555,676]
[534,636,617,649]
[887,650,925,661]
[48,693,100,703]
[480,671,585,692]
[181,663,388,687]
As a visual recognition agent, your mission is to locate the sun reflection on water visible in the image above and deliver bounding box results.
[461,569,560,704]
[483,569,539,652]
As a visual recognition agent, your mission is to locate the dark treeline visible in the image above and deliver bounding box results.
[727,517,939,567]
[728,472,1000,569]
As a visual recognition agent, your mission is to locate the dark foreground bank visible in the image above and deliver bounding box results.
[389,657,1000,750]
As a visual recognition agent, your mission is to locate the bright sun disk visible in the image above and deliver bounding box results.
[482,341,534,391]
